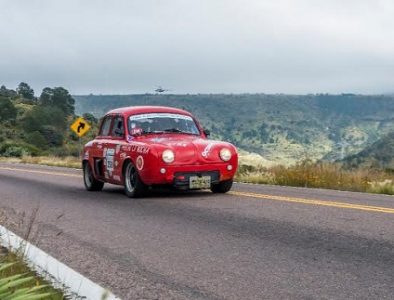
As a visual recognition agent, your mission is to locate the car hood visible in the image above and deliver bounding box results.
[138,135,235,164]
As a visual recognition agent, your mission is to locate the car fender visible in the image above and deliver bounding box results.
[119,146,159,185]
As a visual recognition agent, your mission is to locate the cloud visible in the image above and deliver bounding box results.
[0,0,393,94]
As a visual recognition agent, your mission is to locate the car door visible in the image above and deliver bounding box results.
[106,115,126,183]
[92,115,113,180]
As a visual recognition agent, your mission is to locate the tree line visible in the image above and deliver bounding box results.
[0,82,96,157]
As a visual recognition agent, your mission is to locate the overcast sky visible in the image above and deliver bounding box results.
[1,0,393,95]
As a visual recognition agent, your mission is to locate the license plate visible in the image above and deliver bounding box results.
[189,176,211,189]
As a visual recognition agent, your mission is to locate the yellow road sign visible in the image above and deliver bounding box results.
[70,117,91,137]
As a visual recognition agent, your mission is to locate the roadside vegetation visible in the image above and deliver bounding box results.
[0,83,98,159]
[0,251,64,299]
[0,156,81,169]
[236,159,394,195]
[0,207,65,299]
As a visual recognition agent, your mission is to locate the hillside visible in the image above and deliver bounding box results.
[343,131,394,170]
[74,94,394,165]
[0,83,98,157]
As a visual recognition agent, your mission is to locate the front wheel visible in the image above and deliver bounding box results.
[211,179,233,193]
[83,161,104,191]
[123,161,146,198]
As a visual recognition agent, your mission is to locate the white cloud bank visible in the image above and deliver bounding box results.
[0,0,393,94]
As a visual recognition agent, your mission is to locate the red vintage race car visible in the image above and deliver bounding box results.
[82,106,238,197]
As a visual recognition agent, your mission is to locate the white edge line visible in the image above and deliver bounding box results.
[0,225,120,300]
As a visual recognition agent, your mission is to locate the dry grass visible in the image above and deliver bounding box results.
[0,157,21,164]
[21,156,81,168]
[0,155,81,169]
[236,160,394,195]
[368,179,394,195]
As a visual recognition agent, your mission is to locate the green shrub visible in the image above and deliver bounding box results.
[49,147,69,157]
[3,146,26,157]
[25,131,48,149]
[40,126,64,146]
[0,96,17,123]
[237,164,258,175]
[50,144,80,157]
[0,142,41,157]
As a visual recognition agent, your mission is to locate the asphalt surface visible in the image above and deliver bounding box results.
[1,162,394,300]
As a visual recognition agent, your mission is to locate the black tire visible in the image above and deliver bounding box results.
[123,160,146,198]
[211,179,233,193]
[83,161,104,191]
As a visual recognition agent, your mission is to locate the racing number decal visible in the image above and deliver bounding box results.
[105,148,115,172]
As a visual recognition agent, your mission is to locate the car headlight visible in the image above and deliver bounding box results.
[219,148,231,162]
[162,149,175,163]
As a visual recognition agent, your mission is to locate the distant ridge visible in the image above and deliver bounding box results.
[343,132,394,170]
[74,94,394,165]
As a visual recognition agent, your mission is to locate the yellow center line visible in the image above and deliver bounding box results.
[229,191,394,214]
[0,167,81,178]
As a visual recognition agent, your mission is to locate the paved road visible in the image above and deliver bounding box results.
[1,162,394,299]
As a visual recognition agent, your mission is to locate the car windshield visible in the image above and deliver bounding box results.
[128,113,200,136]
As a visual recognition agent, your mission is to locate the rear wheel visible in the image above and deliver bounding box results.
[211,179,233,193]
[123,160,146,198]
[83,161,104,191]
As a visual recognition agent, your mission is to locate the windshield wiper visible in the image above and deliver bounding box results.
[142,130,165,134]
[163,128,195,134]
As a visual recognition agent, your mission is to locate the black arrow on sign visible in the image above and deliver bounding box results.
[77,122,85,133]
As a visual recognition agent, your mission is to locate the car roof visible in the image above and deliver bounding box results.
[106,106,194,117]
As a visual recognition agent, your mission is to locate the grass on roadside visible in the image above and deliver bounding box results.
[0,156,81,169]
[0,250,64,299]
[236,160,394,195]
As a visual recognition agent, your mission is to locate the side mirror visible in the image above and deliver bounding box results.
[203,129,210,137]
